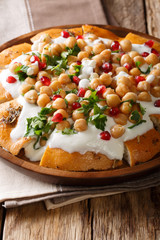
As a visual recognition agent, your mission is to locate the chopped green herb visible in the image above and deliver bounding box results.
[62,128,77,135]
[128,110,146,129]
[116,57,120,61]
[61,43,81,59]
[139,103,146,115]
[14,65,32,81]
[135,61,141,68]
[136,61,152,74]
[65,89,78,94]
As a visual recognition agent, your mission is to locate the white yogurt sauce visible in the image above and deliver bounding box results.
[79,59,96,79]
[79,79,90,89]
[24,141,47,162]
[146,74,155,83]
[84,36,110,46]
[114,71,130,81]
[140,63,149,72]
[132,44,151,54]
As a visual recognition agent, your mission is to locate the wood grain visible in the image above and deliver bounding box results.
[2,187,160,240]
[3,201,91,240]
[145,0,160,38]
[102,0,146,33]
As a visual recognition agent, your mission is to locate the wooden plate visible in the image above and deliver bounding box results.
[0,24,160,186]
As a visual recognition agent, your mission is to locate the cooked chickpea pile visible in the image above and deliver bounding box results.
[8,30,160,145]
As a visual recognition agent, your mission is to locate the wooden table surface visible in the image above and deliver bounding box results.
[1,0,160,239]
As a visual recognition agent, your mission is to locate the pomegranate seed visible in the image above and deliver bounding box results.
[6,76,17,83]
[102,62,113,73]
[77,88,86,97]
[39,61,46,70]
[144,40,154,48]
[135,76,145,84]
[151,48,159,57]
[52,113,63,123]
[111,41,120,51]
[61,31,70,38]
[100,131,111,141]
[76,35,83,40]
[96,85,106,96]
[109,107,120,116]
[120,52,125,56]
[141,52,149,57]
[154,99,160,107]
[40,76,51,86]
[72,102,81,110]
[73,76,80,85]
[52,95,62,101]
[123,63,132,71]
[30,55,40,63]
[76,61,81,65]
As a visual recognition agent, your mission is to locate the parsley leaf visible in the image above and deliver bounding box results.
[88,113,107,131]
[61,43,81,59]
[128,110,146,129]
[136,61,152,74]
[62,128,77,135]
[14,65,31,81]
[65,89,78,94]
[44,54,61,66]
[139,103,146,115]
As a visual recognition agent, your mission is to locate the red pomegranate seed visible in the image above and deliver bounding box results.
[72,102,81,110]
[102,62,113,73]
[6,76,17,83]
[77,88,86,97]
[73,76,80,85]
[144,40,154,48]
[109,107,120,116]
[40,76,51,86]
[76,35,83,40]
[100,131,111,141]
[154,99,160,107]
[123,63,132,71]
[141,52,149,57]
[151,48,159,56]
[52,113,63,123]
[52,94,62,101]
[120,52,125,56]
[76,61,81,65]
[135,76,145,84]
[96,85,106,96]
[30,55,40,63]
[39,61,46,70]
[111,41,120,51]
[61,31,70,38]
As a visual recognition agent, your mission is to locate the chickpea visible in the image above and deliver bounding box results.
[52,98,66,109]
[77,51,89,61]
[50,80,61,91]
[23,54,31,62]
[92,54,103,67]
[90,78,102,89]
[74,119,88,132]
[54,109,68,119]
[105,40,113,49]
[59,43,66,51]
[133,56,145,66]
[38,42,46,53]
[67,55,78,65]
[77,39,87,49]
[100,49,111,62]
[40,134,48,147]
[137,91,152,101]
[120,102,132,115]
[116,83,130,97]
[84,90,92,98]
[137,81,150,92]
[9,62,22,74]
[65,37,77,48]
[85,33,98,41]
[128,51,140,59]
[120,39,132,52]
[41,49,51,62]
[120,54,132,66]
[115,67,128,75]
[40,86,52,96]
[150,68,160,76]
[56,120,70,130]
[35,81,43,92]
[129,111,142,124]
[150,86,160,97]
[37,71,50,80]
[19,83,32,95]
[65,93,78,105]
[145,53,159,66]
[113,113,128,125]
[25,77,36,85]
[110,79,117,89]
[59,89,66,98]
[93,43,106,55]
[117,76,132,88]
[110,124,125,138]
[49,43,62,56]
[58,73,71,84]
[84,45,93,54]
[28,65,39,76]
[153,63,160,70]
[106,94,121,107]
[65,82,77,90]
[102,88,115,98]
[72,110,85,121]
[129,67,141,76]
[69,62,77,74]
[100,73,112,86]
[37,94,50,107]
[122,92,137,102]
[40,34,52,43]
[111,53,121,64]
[24,90,38,104]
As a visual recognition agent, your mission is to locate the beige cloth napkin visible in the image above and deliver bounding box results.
[0,0,160,210]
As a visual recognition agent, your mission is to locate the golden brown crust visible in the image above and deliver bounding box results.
[0,82,13,103]
[124,129,160,166]
[40,147,122,171]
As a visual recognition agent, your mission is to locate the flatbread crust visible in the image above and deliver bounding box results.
[0,99,31,155]
[40,147,122,171]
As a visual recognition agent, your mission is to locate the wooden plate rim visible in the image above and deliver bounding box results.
[0,24,160,185]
